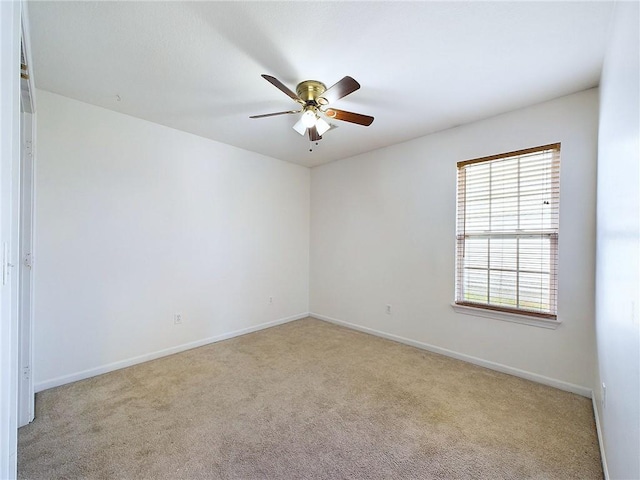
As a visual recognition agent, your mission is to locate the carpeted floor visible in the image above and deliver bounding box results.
[18,317,603,479]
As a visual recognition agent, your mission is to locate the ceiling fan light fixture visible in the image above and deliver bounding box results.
[301,109,317,128]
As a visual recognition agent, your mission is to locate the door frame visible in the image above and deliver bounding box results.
[18,0,36,428]
[18,110,34,427]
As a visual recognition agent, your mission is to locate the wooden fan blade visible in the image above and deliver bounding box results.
[324,108,374,126]
[308,126,322,141]
[261,74,301,102]
[249,110,300,119]
[318,76,360,105]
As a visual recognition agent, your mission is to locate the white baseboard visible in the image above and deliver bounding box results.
[592,394,610,479]
[35,312,309,392]
[311,312,592,398]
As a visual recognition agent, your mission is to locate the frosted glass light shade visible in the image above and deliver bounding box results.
[292,118,306,136]
[301,109,317,128]
[316,117,330,136]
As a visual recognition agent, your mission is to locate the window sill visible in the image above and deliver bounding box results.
[451,303,561,330]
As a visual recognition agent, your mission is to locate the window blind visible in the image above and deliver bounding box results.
[455,144,560,319]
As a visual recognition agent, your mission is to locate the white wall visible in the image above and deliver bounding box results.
[594,2,640,478]
[33,90,310,390]
[311,89,598,392]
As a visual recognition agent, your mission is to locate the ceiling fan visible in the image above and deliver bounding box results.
[250,74,374,142]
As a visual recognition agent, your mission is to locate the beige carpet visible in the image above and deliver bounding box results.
[18,317,602,479]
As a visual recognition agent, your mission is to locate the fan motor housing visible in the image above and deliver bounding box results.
[296,80,327,103]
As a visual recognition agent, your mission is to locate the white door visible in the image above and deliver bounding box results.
[1,1,22,476]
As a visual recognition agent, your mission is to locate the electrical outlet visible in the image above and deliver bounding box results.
[601,383,606,408]
[269,296,273,305]
[386,304,392,315]
[174,313,183,325]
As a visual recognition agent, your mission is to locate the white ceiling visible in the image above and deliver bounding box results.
[27,1,614,168]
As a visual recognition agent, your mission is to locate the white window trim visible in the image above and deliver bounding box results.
[451,303,561,330]
[455,143,561,323]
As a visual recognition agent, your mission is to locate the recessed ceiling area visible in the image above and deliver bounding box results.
[26,1,615,168]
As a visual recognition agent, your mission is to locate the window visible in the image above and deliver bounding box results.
[455,144,560,322]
